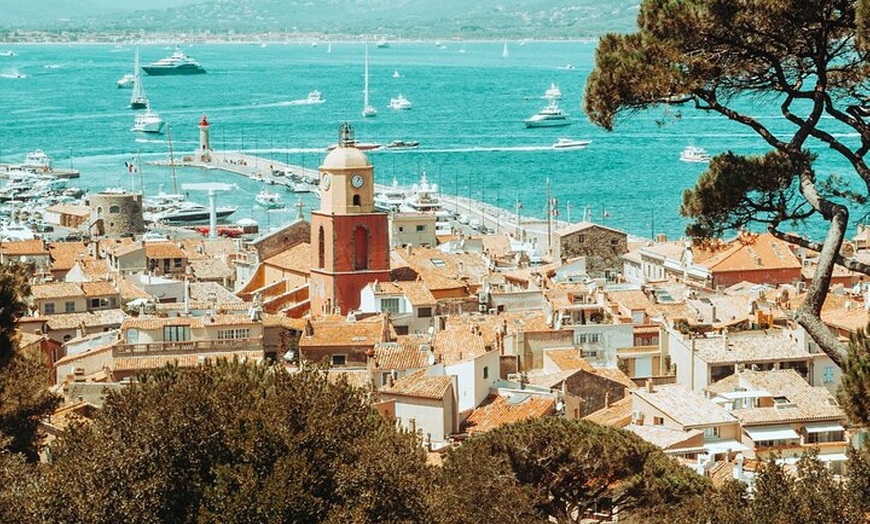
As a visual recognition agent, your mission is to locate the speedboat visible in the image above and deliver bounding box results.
[0,51,17,57]
[389,94,413,110]
[305,90,325,104]
[326,139,381,151]
[376,38,390,48]
[116,73,135,88]
[255,189,285,209]
[524,100,571,128]
[543,83,562,100]
[553,138,590,150]
[386,140,420,149]
[680,145,712,163]
[142,48,206,76]
[131,107,165,134]
[392,70,401,78]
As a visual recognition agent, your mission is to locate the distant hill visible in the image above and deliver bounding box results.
[0,0,641,38]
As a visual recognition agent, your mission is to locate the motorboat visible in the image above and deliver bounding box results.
[129,49,149,109]
[363,45,377,118]
[524,100,571,128]
[552,138,591,150]
[543,82,562,100]
[0,223,35,241]
[376,38,390,48]
[116,73,135,88]
[680,145,712,163]
[386,140,420,149]
[305,90,325,104]
[145,200,237,224]
[131,107,166,134]
[255,189,285,209]
[373,177,407,212]
[142,47,206,76]
[326,140,381,151]
[0,50,18,57]
[389,94,413,110]
[392,70,401,78]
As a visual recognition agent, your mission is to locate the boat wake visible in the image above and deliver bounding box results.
[257,98,324,108]
[404,145,555,154]
[0,70,27,79]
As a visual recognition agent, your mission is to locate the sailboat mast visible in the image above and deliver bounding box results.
[167,124,178,194]
[546,178,551,256]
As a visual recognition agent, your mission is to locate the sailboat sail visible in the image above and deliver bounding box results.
[502,42,509,58]
[362,45,376,118]
[130,49,148,109]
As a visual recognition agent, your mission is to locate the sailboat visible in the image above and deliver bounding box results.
[129,49,148,110]
[502,42,509,58]
[362,45,377,118]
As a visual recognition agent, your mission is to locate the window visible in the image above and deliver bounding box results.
[416,225,426,232]
[352,194,361,206]
[418,307,432,318]
[429,258,446,268]
[318,226,325,268]
[574,332,601,344]
[704,427,720,439]
[380,297,400,314]
[65,301,75,313]
[653,416,664,426]
[217,328,251,340]
[109,205,120,214]
[353,226,369,270]
[173,258,183,269]
[823,366,834,384]
[164,325,191,342]
[90,298,101,309]
[610,238,620,246]
[331,354,347,366]
[63,335,71,342]
[398,226,404,232]
[483,366,489,379]
[578,234,586,243]
[44,303,55,314]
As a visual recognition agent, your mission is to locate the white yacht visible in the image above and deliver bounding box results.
[680,145,712,163]
[0,223,35,241]
[22,149,52,171]
[389,94,413,110]
[543,82,562,100]
[131,107,165,134]
[398,172,453,234]
[116,73,135,88]
[524,100,571,128]
[255,188,285,209]
[373,177,407,212]
[142,48,206,76]
[145,200,237,224]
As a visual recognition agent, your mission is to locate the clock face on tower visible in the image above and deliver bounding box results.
[351,174,365,189]
[322,173,331,190]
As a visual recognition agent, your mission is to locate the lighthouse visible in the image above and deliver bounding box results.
[198,114,211,162]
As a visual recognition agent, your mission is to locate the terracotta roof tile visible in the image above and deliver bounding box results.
[462,394,555,435]
[113,350,263,372]
[45,204,90,217]
[583,396,633,428]
[433,326,488,364]
[145,242,187,260]
[189,258,234,280]
[80,281,118,297]
[48,241,90,271]
[702,233,801,273]
[373,338,432,370]
[300,315,391,347]
[263,242,311,273]
[544,349,594,372]
[379,369,453,399]
[632,384,738,428]
[44,310,126,330]
[31,282,85,300]
[1,239,48,256]
[394,280,436,306]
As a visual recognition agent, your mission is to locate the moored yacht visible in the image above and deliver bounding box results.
[374,177,406,212]
[255,188,285,209]
[145,200,237,224]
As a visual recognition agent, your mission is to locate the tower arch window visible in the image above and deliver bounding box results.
[353,225,369,270]
[318,226,325,268]
[352,194,361,207]
[109,205,120,214]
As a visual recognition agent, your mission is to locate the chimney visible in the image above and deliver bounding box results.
[304,319,314,337]
[646,379,654,393]
[604,391,611,408]
[406,244,413,256]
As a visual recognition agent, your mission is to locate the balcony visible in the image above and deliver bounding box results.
[113,337,263,357]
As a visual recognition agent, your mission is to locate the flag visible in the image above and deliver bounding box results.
[125,161,136,174]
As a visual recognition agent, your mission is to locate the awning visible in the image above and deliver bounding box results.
[703,440,748,454]
[803,421,845,434]
[818,453,848,462]
[744,425,800,441]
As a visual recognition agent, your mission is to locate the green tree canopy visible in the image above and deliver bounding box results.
[433,417,709,523]
[585,0,870,365]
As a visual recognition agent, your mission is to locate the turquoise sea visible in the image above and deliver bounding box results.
[0,41,861,238]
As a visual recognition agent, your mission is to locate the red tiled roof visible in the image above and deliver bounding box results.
[462,394,555,435]
[380,369,453,399]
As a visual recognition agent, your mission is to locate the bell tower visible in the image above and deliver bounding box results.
[310,123,390,315]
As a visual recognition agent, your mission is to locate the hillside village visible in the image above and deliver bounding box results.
[9,129,870,520]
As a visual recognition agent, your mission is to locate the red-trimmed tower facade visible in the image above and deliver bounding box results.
[310,123,390,315]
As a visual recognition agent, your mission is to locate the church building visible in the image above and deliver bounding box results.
[309,123,391,315]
